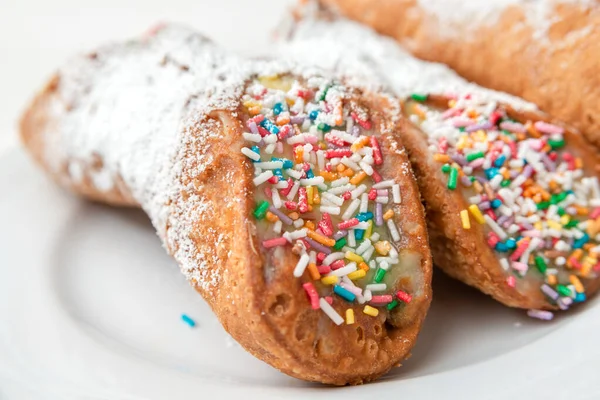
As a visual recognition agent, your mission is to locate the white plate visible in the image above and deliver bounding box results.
[2,150,600,399]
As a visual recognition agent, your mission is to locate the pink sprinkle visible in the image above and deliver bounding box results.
[510,240,530,261]
[317,252,327,263]
[298,188,309,213]
[441,108,461,119]
[318,213,334,236]
[527,309,554,321]
[303,283,319,310]
[371,169,382,183]
[351,111,372,130]
[304,135,318,145]
[325,133,346,147]
[370,136,383,165]
[370,295,393,305]
[368,188,377,201]
[325,149,353,159]
[262,237,288,248]
[376,189,388,196]
[338,218,359,230]
[264,187,272,198]
[569,257,582,269]
[280,178,294,196]
[528,139,544,151]
[534,121,564,135]
[330,260,346,270]
[507,276,516,288]
[452,118,475,128]
[317,265,331,275]
[396,291,412,303]
[325,296,333,305]
[340,283,362,296]
[470,158,485,169]
[511,262,528,272]
[591,208,600,219]
[499,121,526,134]
[285,201,298,210]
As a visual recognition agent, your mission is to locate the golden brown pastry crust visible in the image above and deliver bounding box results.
[19,35,432,383]
[318,0,600,147]
[400,95,600,310]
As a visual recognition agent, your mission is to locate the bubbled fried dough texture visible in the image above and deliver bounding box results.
[319,0,600,147]
[19,25,432,385]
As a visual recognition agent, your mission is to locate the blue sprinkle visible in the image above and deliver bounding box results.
[356,212,374,222]
[495,242,508,252]
[573,233,590,249]
[485,168,499,180]
[306,169,315,179]
[181,314,196,328]
[506,238,517,249]
[575,292,586,303]
[273,169,284,178]
[494,155,507,168]
[260,118,280,135]
[251,146,260,162]
[333,285,356,302]
[355,229,365,241]
[271,157,293,169]
[491,199,502,209]
[273,102,284,116]
[309,110,319,120]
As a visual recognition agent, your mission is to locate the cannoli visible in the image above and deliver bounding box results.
[282,15,600,313]
[316,0,600,147]
[20,25,432,384]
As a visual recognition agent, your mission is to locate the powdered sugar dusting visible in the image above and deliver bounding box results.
[280,17,537,111]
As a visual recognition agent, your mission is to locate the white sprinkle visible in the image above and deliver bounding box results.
[320,206,341,215]
[389,247,398,259]
[387,219,401,242]
[287,182,300,200]
[274,181,288,189]
[379,261,390,271]
[328,183,356,195]
[355,239,372,255]
[555,257,566,266]
[285,168,303,180]
[323,252,345,266]
[375,196,389,204]
[362,246,375,261]
[331,177,350,187]
[370,232,380,242]
[351,184,368,199]
[342,199,361,220]
[264,143,276,154]
[253,170,273,186]
[264,134,277,144]
[284,229,307,242]
[272,189,282,208]
[309,251,317,264]
[322,192,344,206]
[373,180,394,189]
[366,284,386,292]
[348,229,356,247]
[359,161,374,176]
[254,161,283,169]
[350,222,370,230]
[293,219,304,228]
[483,214,507,240]
[499,258,510,271]
[317,150,325,170]
[242,132,261,142]
[273,220,282,234]
[319,298,344,325]
[293,253,310,277]
[330,262,357,277]
[242,147,260,161]
[359,192,369,213]
[363,290,372,302]
[392,184,401,204]
[341,157,360,171]
[300,177,325,186]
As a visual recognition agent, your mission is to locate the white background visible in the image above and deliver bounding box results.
[0,0,295,155]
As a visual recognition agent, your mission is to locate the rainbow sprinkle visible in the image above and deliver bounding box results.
[408,93,600,319]
[243,76,407,325]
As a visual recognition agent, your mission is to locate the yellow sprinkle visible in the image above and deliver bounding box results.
[258,75,292,91]
[560,215,571,226]
[570,275,584,293]
[307,263,321,280]
[345,251,364,263]
[547,274,557,286]
[460,209,471,230]
[448,99,457,108]
[358,262,370,272]
[346,309,355,325]
[307,186,314,205]
[363,305,379,317]
[383,209,395,221]
[547,220,562,230]
[468,204,485,224]
[534,222,543,231]
[374,241,392,256]
[350,171,367,185]
[307,230,336,247]
[313,190,321,205]
[365,220,373,238]
[348,269,367,280]
[473,180,483,194]
[321,275,339,285]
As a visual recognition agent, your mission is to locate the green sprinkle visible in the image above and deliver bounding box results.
[548,139,565,149]
[557,284,572,297]
[253,200,269,219]
[466,151,485,162]
[448,167,458,190]
[536,201,550,210]
[558,207,566,216]
[386,299,399,310]
[565,220,579,229]
[374,268,387,283]
[441,164,451,173]
[459,127,466,132]
[318,123,331,132]
[410,93,428,102]
[319,85,330,101]
[334,238,347,250]
[534,256,547,273]
[501,179,511,187]
[551,192,568,205]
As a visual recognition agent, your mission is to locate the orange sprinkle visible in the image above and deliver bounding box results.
[433,154,451,163]
[307,230,335,247]
[304,220,315,230]
[341,168,354,177]
[467,109,478,119]
[575,206,589,216]
[350,171,367,185]
[248,106,261,116]
[336,164,346,172]
[294,147,303,164]
[358,262,370,272]
[351,136,370,152]
[320,171,337,181]
[547,274,557,286]
[288,212,300,220]
[383,209,395,221]
[307,263,321,280]
[265,212,279,223]
[575,158,583,169]
[526,121,541,138]
[313,190,321,205]
[571,249,584,261]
